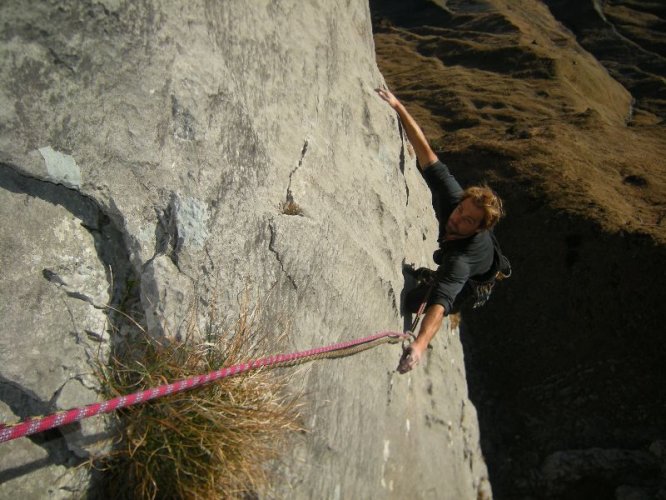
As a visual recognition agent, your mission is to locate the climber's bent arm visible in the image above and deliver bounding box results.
[413,304,445,351]
[397,304,445,374]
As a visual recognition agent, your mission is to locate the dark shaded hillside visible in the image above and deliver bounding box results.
[451,150,666,499]
[544,0,666,120]
[371,0,666,497]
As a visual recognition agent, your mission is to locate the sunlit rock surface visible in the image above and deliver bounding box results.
[0,1,490,498]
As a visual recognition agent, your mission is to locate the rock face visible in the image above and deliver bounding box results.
[0,1,489,498]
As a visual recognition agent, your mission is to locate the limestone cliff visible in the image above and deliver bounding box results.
[0,1,489,498]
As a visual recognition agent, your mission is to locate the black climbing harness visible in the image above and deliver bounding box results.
[466,231,512,309]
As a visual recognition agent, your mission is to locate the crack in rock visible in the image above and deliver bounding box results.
[268,220,298,290]
[42,269,106,309]
[287,140,309,203]
[396,120,410,205]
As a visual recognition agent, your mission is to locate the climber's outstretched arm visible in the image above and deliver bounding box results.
[376,88,438,170]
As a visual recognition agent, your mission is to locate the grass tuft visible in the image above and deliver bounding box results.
[281,200,304,216]
[92,302,302,499]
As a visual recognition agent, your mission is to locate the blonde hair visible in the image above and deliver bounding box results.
[462,185,504,230]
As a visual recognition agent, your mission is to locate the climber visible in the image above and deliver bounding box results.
[375,88,509,374]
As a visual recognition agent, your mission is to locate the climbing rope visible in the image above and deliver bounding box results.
[410,281,436,332]
[0,330,409,444]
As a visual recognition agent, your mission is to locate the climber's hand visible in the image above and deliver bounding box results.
[375,88,401,110]
[397,342,425,374]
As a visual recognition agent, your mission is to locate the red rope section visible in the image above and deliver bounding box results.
[0,330,408,444]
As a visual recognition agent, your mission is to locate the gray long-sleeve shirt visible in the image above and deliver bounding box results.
[422,160,494,314]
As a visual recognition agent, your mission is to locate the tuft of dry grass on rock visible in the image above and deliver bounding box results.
[281,200,304,216]
[93,301,303,500]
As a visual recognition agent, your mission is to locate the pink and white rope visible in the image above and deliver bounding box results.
[0,330,407,444]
